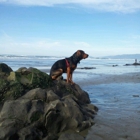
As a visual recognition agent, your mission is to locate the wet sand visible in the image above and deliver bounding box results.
[76,72,140,140]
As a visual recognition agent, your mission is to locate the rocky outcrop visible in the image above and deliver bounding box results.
[77,67,96,69]
[124,62,140,66]
[112,65,118,67]
[0,63,98,140]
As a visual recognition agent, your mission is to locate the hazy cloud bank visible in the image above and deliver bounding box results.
[0,0,140,13]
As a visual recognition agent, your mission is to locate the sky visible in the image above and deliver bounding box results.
[0,0,140,57]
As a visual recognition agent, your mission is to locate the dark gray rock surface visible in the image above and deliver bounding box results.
[0,63,98,140]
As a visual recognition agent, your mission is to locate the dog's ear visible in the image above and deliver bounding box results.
[76,50,81,56]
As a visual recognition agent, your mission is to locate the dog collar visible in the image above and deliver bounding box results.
[65,59,70,68]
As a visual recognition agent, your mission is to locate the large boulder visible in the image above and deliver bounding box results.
[0,64,98,140]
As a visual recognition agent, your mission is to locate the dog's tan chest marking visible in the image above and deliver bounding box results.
[71,64,76,70]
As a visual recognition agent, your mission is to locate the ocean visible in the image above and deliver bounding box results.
[0,54,140,74]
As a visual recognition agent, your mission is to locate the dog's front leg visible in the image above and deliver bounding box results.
[69,72,74,84]
[67,67,71,83]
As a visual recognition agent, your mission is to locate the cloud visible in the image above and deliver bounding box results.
[0,33,93,56]
[0,0,140,13]
[0,32,140,57]
[1,37,139,57]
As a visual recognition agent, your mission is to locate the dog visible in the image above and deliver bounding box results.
[50,50,88,84]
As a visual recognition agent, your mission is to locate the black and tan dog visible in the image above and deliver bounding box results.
[50,50,88,84]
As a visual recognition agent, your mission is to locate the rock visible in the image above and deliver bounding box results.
[133,95,139,97]
[72,84,91,104]
[1,67,52,101]
[16,67,27,73]
[0,80,25,101]
[44,94,96,134]
[124,64,132,66]
[133,62,140,65]
[3,81,25,100]
[8,67,51,89]
[0,64,98,140]
[51,80,90,104]
[0,78,9,101]
[124,63,140,66]
[46,90,60,103]
[77,67,96,69]
[0,99,31,140]
[0,63,13,76]
[112,65,118,67]
[0,119,19,140]
[0,94,97,139]
[58,132,85,140]
[0,99,45,139]
[0,99,31,122]
[18,123,43,140]
[20,88,47,101]
[42,133,58,140]
[0,63,13,101]
[44,98,80,133]
[86,103,99,113]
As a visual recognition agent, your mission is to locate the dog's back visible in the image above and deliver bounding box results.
[50,59,66,76]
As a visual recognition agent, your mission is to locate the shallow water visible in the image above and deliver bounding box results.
[82,83,140,140]
[83,83,140,110]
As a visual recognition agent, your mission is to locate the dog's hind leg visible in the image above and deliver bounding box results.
[51,69,63,80]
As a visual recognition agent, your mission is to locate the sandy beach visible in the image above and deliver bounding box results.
[75,72,140,140]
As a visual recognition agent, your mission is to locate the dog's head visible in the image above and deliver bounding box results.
[76,50,89,59]
[72,50,89,63]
